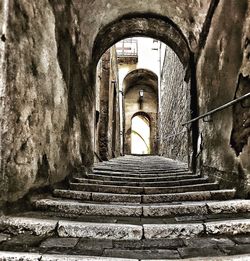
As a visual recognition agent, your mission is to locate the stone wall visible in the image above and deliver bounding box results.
[159,47,190,163]
[196,0,250,196]
[97,47,120,161]
[0,0,95,205]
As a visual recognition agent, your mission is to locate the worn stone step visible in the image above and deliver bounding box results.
[92,170,193,178]
[53,189,235,204]
[70,182,219,195]
[93,167,190,174]
[85,173,201,182]
[142,189,236,203]
[53,189,142,203]
[0,252,137,260]
[1,252,250,261]
[144,183,220,194]
[33,198,142,217]
[72,177,209,187]
[2,215,250,240]
[95,164,188,171]
[70,183,144,194]
[33,198,250,218]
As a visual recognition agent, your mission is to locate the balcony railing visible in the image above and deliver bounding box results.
[116,39,138,57]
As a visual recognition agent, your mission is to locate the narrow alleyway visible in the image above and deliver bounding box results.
[0,155,250,260]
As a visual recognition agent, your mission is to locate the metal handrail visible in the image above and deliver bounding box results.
[182,92,250,126]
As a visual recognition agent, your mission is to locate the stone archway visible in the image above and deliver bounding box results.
[122,68,159,155]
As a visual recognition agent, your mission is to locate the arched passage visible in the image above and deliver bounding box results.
[91,13,194,162]
[123,68,158,155]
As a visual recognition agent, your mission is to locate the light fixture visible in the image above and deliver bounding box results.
[139,89,144,98]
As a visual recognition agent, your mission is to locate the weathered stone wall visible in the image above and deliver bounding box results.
[196,0,250,196]
[0,0,95,205]
[159,47,190,163]
[97,47,120,161]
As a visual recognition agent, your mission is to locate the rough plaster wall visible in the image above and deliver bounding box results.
[160,47,190,163]
[0,0,94,204]
[196,0,250,195]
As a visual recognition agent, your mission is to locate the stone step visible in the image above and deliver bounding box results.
[69,182,219,194]
[93,167,190,174]
[53,189,142,203]
[92,170,193,178]
[0,252,136,261]
[53,189,235,204]
[33,198,250,218]
[33,198,142,217]
[2,215,250,240]
[0,252,250,261]
[85,173,201,182]
[72,177,209,187]
[142,189,236,203]
[95,164,188,170]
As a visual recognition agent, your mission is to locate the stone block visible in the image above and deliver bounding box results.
[0,216,58,236]
[58,221,143,240]
[144,223,204,239]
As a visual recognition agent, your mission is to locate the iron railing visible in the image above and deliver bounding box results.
[182,92,250,126]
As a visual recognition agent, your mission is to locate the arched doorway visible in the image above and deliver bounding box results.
[131,113,151,154]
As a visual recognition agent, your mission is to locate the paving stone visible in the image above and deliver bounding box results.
[75,238,113,250]
[103,249,180,259]
[0,216,58,236]
[1,233,47,248]
[231,235,250,244]
[219,244,250,255]
[58,221,143,240]
[183,237,235,248]
[207,200,250,214]
[143,223,204,239]
[175,215,206,222]
[143,203,208,217]
[205,219,250,235]
[0,251,41,260]
[142,255,250,261]
[178,246,224,258]
[40,237,79,248]
[34,199,142,217]
[113,238,184,249]
[41,254,137,260]
[0,233,11,243]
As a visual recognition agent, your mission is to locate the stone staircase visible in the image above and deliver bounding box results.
[0,155,250,260]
